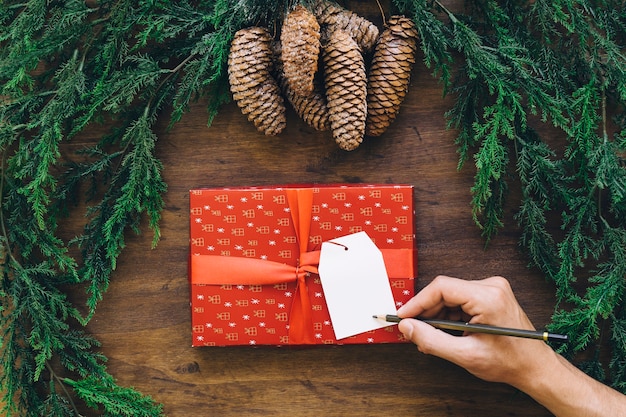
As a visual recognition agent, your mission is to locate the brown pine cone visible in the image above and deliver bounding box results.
[313,0,379,54]
[366,16,418,137]
[228,27,286,136]
[322,28,367,151]
[274,41,330,131]
[280,5,321,96]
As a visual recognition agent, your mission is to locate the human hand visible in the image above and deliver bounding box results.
[396,275,554,387]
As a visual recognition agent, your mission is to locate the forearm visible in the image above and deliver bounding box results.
[513,348,626,417]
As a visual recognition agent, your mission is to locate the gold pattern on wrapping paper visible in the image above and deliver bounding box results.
[248,239,258,246]
[256,226,270,234]
[243,208,255,218]
[349,226,363,233]
[390,280,406,289]
[314,323,323,331]
[323,339,334,344]
[220,250,231,256]
[381,208,391,215]
[264,210,274,217]
[217,238,230,245]
[320,222,331,230]
[191,190,202,195]
[193,307,204,313]
[193,325,204,333]
[283,236,297,244]
[235,299,249,307]
[341,213,354,221]
[224,215,237,223]
[225,333,238,341]
[209,294,222,302]
[332,192,346,201]
[272,195,286,204]
[273,283,288,290]
[374,224,387,232]
[395,216,408,224]
[251,192,263,200]
[242,249,255,257]
[211,209,221,216]
[369,190,382,198]
[265,298,275,305]
[360,207,373,216]
[278,250,292,259]
[329,207,339,214]
[391,193,404,202]
[312,304,322,311]
[216,312,230,320]
[253,310,265,318]
[215,194,228,203]
[275,312,288,322]
[280,336,289,344]
[191,207,202,215]
[310,235,322,244]
[202,224,214,232]
[312,204,320,213]
[213,328,223,334]
[249,285,262,292]
[192,237,205,246]
[402,234,413,241]
[232,228,245,236]
[245,327,257,336]
[266,328,276,334]
[278,217,290,226]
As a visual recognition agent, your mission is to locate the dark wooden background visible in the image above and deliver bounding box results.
[58,1,564,415]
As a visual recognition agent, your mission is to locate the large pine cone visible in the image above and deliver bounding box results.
[228,27,286,136]
[274,41,330,131]
[366,16,418,137]
[313,0,379,54]
[322,28,367,151]
[280,5,321,96]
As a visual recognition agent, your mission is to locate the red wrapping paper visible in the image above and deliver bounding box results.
[189,184,416,346]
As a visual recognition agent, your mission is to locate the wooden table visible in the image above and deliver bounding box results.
[58,3,561,415]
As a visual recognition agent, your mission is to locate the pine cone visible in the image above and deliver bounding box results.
[366,16,418,137]
[228,27,286,136]
[280,5,321,96]
[322,28,367,151]
[274,41,330,132]
[313,0,379,54]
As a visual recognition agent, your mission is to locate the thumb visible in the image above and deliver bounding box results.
[398,319,470,363]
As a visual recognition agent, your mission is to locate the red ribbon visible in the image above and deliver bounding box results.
[190,188,414,344]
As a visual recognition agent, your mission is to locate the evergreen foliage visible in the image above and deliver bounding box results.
[0,0,625,414]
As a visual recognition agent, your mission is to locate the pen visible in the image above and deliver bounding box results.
[373,314,568,343]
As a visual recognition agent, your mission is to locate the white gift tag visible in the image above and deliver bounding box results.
[318,231,397,340]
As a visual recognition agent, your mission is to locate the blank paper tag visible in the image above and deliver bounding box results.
[318,231,397,340]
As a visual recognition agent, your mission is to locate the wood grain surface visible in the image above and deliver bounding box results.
[52,2,566,415]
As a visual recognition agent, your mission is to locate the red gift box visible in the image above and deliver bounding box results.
[189,184,416,346]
